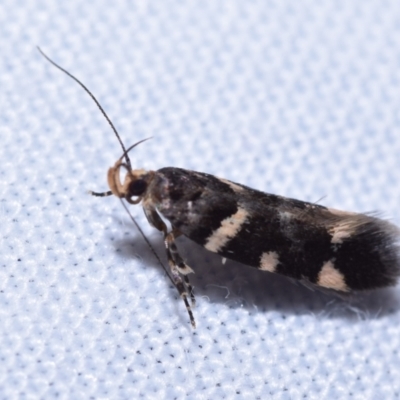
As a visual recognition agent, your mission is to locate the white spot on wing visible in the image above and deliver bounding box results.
[218,177,245,192]
[327,207,357,217]
[259,251,279,272]
[328,212,366,244]
[205,207,249,253]
[330,221,357,243]
[317,260,348,291]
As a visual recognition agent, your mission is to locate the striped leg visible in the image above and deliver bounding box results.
[165,229,196,306]
[144,207,196,328]
[89,190,113,197]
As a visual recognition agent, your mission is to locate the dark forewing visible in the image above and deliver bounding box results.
[153,167,400,291]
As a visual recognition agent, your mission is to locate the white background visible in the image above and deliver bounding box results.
[1,1,400,398]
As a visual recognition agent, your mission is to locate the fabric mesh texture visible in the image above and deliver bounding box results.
[1,1,400,399]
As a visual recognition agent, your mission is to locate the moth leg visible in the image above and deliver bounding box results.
[89,190,113,197]
[165,229,196,307]
[167,255,196,328]
[144,206,196,327]
[184,275,195,307]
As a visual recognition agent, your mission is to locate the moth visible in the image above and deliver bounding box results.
[40,48,400,328]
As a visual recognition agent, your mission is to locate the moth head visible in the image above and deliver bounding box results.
[108,161,154,205]
[107,138,154,204]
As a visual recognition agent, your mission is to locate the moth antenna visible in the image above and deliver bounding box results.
[117,137,152,163]
[39,47,172,292]
[37,46,131,169]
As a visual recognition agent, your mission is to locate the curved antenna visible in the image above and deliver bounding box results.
[117,137,152,163]
[37,46,131,169]
[39,47,172,293]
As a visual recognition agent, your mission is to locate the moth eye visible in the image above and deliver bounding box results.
[128,179,147,197]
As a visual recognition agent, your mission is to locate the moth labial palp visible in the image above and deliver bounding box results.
[39,47,400,329]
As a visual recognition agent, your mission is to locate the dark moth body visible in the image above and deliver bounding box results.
[41,48,400,326]
[150,167,400,292]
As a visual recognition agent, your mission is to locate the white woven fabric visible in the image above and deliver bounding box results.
[1,1,400,398]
